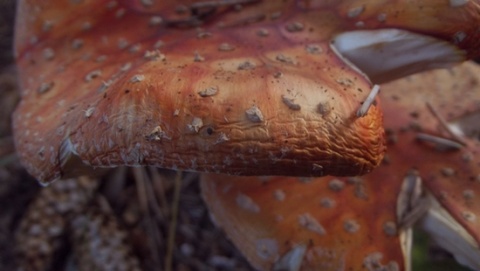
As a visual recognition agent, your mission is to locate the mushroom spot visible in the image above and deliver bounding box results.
[198,86,218,97]
[43,48,55,60]
[320,197,336,208]
[38,82,54,94]
[218,43,235,51]
[305,44,323,54]
[149,16,163,26]
[144,50,165,61]
[328,179,345,192]
[463,189,475,200]
[383,221,398,236]
[245,106,264,123]
[317,102,332,117]
[281,95,301,111]
[193,51,205,62]
[343,219,360,233]
[441,167,455,177]
[130,74,145,83]
[238,61,256,70]
[285,21,304,32]
[236,193,260,213]
[188,117,203,133]
[275,54,295,65]
[84,107,95,118]
[363,252,399,271]
[146,126,167,141]
[256,239,279,261]
[462,211,477,222]
[347,6,365,18]
[453,31,467,44]
[273,189,286,201]
[298,213,326,236]
[85,69,102,82]
[214,132,229,144]
[256,28,269,37]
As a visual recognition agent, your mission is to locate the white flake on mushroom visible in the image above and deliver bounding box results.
[236,193,260,213]
[320,197,336,208]
[245,106,264,123]
[37,82,54,94]
[188,117,203,133]
[281,95,301,111]
[42,48,55,60]
[328,179,345,192]
[214,133,229,144]
[343,219,360,233]
[149,16,163,26]
[347,6,365,18]
[84,107,95,118]
[144,50,165,61]
[117,38,129,49]
[383,221,398,236]
[298,213,326,235]
[237,61,256,70]
[193,51,205,62]
[462,211,477,222]
[256,238,280,261]
[218,43,235,51]
[130,74,145,83]
[273,189,286,201]
[198,86,218,97]
[85,69,102,82]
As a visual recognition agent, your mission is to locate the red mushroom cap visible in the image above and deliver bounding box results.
[14,0,385,184]
[201,174,407,270]
[13,0,480,184]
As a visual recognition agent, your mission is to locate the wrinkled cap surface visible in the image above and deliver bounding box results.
[13,0,480,184]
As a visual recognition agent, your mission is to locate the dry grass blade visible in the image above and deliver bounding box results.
[165,170,182,271]
[149,166,169,216]
[144,168,166,222]
[132,167,163,268]
[426,101,467,146]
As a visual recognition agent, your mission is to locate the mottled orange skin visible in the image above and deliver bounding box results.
[201,174,405,271]
[201,62,480,270]
[13,0,480,184]
[14,0,386,184]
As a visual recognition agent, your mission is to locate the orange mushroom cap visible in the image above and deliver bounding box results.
[201,174,408,270]
[13,0,480,184]
[200,61,480,270]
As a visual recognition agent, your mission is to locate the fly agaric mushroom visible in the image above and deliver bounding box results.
[200,61,480,270]
[13,0,480,185]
